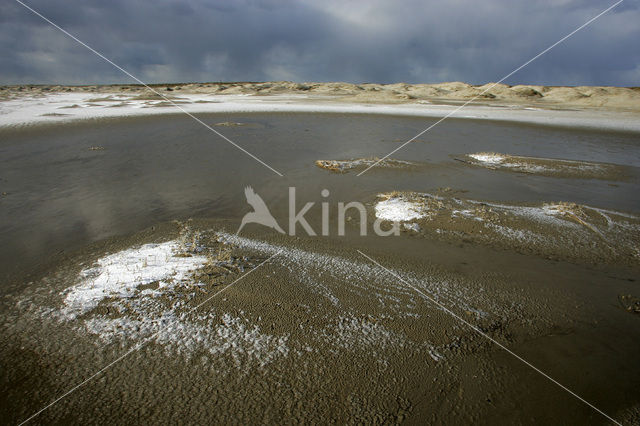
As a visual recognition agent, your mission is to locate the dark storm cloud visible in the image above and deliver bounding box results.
[1,0,638,86]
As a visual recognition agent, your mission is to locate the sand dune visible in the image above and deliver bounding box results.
[2,81,639,111]
[2,82,639,131]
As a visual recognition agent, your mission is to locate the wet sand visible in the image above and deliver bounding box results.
[373,189,640,266]
[458,153,631,180]
[1,108,640,424]
[2,220,640,424]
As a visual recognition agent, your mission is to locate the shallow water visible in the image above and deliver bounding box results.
[2,112,640,423]
[1,112,639,283]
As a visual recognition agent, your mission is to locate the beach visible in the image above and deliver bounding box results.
[1,83,639,424]
[1,82,640,131]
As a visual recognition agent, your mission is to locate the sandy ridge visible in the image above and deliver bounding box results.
[2,81,639,111]
[1,81,639,132]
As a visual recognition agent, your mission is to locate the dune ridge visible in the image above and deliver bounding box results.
[2,81,640,111]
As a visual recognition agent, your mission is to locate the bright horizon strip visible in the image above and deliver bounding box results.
[18,250,283,425]
[356,0,625,176]
[356,249,621,425]
[13,0,284,177]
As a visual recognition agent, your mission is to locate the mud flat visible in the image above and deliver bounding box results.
[1,103,640,423]
[459,152,630,180]
[374,190,640,266]
[4,219,640,423]
[213,121,247,127]
[315,158,418,173]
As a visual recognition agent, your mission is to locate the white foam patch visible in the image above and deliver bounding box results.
[467,153,615,175]
[40,232,507,365]
[315,314,442,361]
[460,199,581,228]
[377,192,580,228]
[54,239,291,366]
[469,153,506,165]
[485,223,546,244]
[325,315,407,351]
[62,240,207,319]
[218,232,491,319]
[541,204,566,217]
[375,198,425,222]
[451,209,483,220]
[317,158,414,172]
[377,192,640,261]
[469,153,550,173]
[403,222,422,232]
[85,312,289,367]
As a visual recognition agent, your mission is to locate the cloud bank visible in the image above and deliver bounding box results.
[1,0,638,86]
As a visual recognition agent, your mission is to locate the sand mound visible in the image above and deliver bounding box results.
[214,121,246,127]
[315,158,417,173]
[4,81,640,111]
[461,152,629,180]
[619,295,640,315]
[374,190,640,266]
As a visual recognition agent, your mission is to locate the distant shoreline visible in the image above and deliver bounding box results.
[2,81,639,110]
[1,81,639,131]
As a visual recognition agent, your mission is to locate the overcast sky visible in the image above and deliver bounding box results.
[1,0,638,86]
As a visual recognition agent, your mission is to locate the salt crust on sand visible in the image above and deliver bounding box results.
[375,198,426,222]
[62,240,207,319]
[374,193,640,252]
[59,239,289,366]
[374,193,602,226]
[218,232,490,319]
[56,235,450,364]
[84,311,290,367]
[467,152,611,174]
[468,153,507,165]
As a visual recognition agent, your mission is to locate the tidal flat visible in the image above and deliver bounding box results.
[1,109,639,424]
